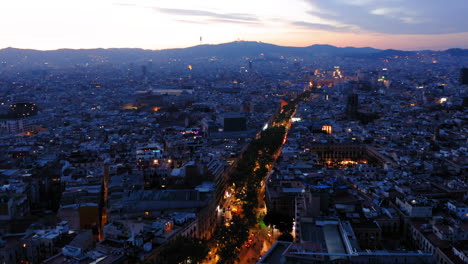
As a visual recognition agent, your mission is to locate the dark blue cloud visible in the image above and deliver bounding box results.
[305,0,468,34]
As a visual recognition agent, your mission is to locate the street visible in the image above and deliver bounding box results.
[202,106,296,264]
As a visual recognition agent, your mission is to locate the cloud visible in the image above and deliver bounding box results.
[337,0,377,6]
[370,7,422,24]
[208,19,260,25]
[175,20,210,25]
[370,7,406,16]
[175,18,259,25]
[154,8,258,22]
[114,4,260,24]
[303,0,468,34]
[113,3,137,7]
[292,21,353,32]
[400,17,420,24]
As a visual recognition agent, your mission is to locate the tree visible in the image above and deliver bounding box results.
[215,215,249,264]
[217,242,240,264]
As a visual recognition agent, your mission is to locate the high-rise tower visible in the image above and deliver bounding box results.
[460,68,468,85]
[346,94,359,119]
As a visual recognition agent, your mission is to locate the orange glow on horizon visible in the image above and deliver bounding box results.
[0,1,466,51]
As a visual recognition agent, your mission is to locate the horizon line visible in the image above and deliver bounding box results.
[0,40,465,53]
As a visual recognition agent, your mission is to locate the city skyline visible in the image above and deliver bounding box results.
[2,0,468,51]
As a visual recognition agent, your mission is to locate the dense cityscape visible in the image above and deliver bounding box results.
[0,41,467,264]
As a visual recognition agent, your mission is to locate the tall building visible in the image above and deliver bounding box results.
[221,113,247,132]
[460,68,468,85]
[346,94,359,119]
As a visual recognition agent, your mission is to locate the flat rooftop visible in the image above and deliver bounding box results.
[300,222,347,261]
[258,241,291,264]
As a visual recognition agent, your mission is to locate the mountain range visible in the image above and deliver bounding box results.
[0,41,467,66]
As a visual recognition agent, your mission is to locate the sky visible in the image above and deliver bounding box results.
[1,0,467,51]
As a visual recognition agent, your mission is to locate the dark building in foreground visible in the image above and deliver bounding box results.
[222,113,247,132]
[346,94,359,119]
[460,68,468,85]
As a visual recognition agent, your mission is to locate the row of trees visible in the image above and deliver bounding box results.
[214,126,288,263]
[215,91,310,263]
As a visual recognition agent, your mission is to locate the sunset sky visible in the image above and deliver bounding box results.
[1,0,467,51]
